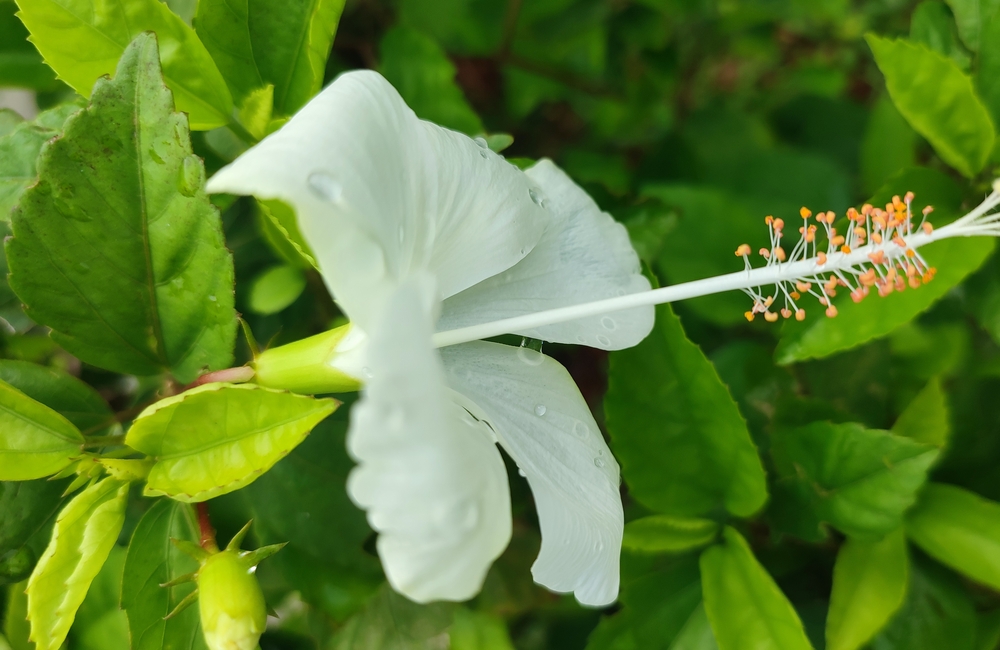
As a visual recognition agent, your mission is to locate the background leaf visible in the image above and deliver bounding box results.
[906,482,1000,590]
[892,378,950,448]
[13,0,232,129]
[866,35,995,177]
[126,383,336,502]
[194,0,345,116]
[606,303,767,518]
[0,379,83,481]
[26,478,128,650]
[6,34,236,382]
[0,360,111,434]
[700,527,814,650]
[770,422,938,538]
[826,528,909,650]
[623,516,719,554]
[121,499,207,650]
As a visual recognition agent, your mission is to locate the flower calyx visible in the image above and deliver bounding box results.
[164,520,286,650]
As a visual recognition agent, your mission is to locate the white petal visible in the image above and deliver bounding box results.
[346,277,511,603]
[440,341,623,606]
[438,159,653,351]
[207,70,547,330]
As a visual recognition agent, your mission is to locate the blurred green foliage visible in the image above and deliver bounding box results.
[2,0,1000,648]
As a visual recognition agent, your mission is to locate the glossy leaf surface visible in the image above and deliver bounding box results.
[0,379,83,481]
[6,34,236,382]
[126,382,337,502]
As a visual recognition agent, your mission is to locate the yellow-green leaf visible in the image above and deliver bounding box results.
[26,478,128,650]
[623,515,719,554]
[125,383,337,502]
[0,380,83,481]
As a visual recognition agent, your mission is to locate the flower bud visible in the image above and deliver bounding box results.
[252,322,364,393]
[197,550,267,650]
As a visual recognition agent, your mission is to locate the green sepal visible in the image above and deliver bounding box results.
[225,520,253,552]
[171,539,210,563]
[163,588,199,620]
[98,458,154,483]
[159,571,198,588]
[239,543,287,569]
[252,325,361,394]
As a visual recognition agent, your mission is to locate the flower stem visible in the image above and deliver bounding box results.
[196,502,220,553]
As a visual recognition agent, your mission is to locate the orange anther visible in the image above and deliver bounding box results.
[909,275,921,289]
[744,311,755,322]
[892,235,906,248]
[764,311,779,322]
[878,282,894,297]
[817,252,827,265]
[854,227,866,238]
[795,308,806,321]
[905,249,916,258]
[826,305,838,318]
[759,248,771,259]
[851,289,865,303]
[886,268,897,283]
[735,244,752,256]
[895,276,906,292]
[790,291,801,300]
[922,222,933,234]
[847,207,859,220]
[872,232,883,244]
[800,207,812,218]
[905,263,917,276]
[859,269,877,286]
[781,308,792,319]
[922,205,934,216]
[775,247,787,261]
[795,281,812,292]
[862,203,873,216]
[841,245,852,254]
[904,191,914,203]
[764,296,775,307]
[773,218,785,231]
[765,215,774,225]
[831,235,845,247]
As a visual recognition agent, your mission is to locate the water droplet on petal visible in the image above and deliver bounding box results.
[517,342,544,366]
[572,420,589,439]
[451,500,479,532]
[594,457,606,468]
[575,335,587,344]
[518,468,527,478]
[616,289,626,297]
[307,172,343,203]
[601,317,617,331]
[534,404,546,416]
[361,366,373,379]
[474,137,489,149]
[594,540,605,551]
[528,188,546,208]
[596,335,611,347]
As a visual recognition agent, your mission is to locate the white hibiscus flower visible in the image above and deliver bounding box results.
[206,70,655,606]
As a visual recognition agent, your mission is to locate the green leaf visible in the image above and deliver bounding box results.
[121,499,207,650]
[7,34,237,382]
[70,546,128,650]
[892,378,950,447]
[771,422,938,538]
[700,527,814,650]
[0,379,83,481]
[330,583,457,649]
[911,1,972,69]
[257,198,317,269]
[906,482,1000,590]
[623,516,719,554]
[944,0,1000,50]
[450,609,515,650]
[194,0,345,116]
[0,479,68,585]
[866,35,995,177]
[586,556,714,650]
[14,0,233,130]
[379,26,484,135]
[860,96,918,195]
[0,360,112,434]
[869,558,976,650]
[826,528,909,650]
[776,167,994,364]
[978,12,1000,125]
[5,581,30,650]
[0,116,57,222]
[248,264,307,315]
[26,477,128,650]
[606,303,767,518]
[126,382,337,502]
[0,0,57,90]
[643,185,764,326]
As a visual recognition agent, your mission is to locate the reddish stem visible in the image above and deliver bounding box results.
[196,502,219,552]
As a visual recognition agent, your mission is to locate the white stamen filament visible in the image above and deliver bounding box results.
[432,185,1000,349]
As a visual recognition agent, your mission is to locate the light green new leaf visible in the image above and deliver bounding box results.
[379,26,484,135]
[777,167,994,364]
[906,483,1000,590]
[195,0,345,115]
[826,528,909,650]
[944,0,1000,50]
[0,380,83,481]
[121,499,207,650]
[126,382,337,502]
[867,35,995,177]
[248,265,307,315]
[7,34,237,382]
[14,0,232,129]
[0,360,112,434]
[257,198,317,269]
[606,303,767,518]
[700,527,814,650]
[623,516,719,554]
[892,378,949,447]
[771,422,938,538]
[26,478,128,650]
